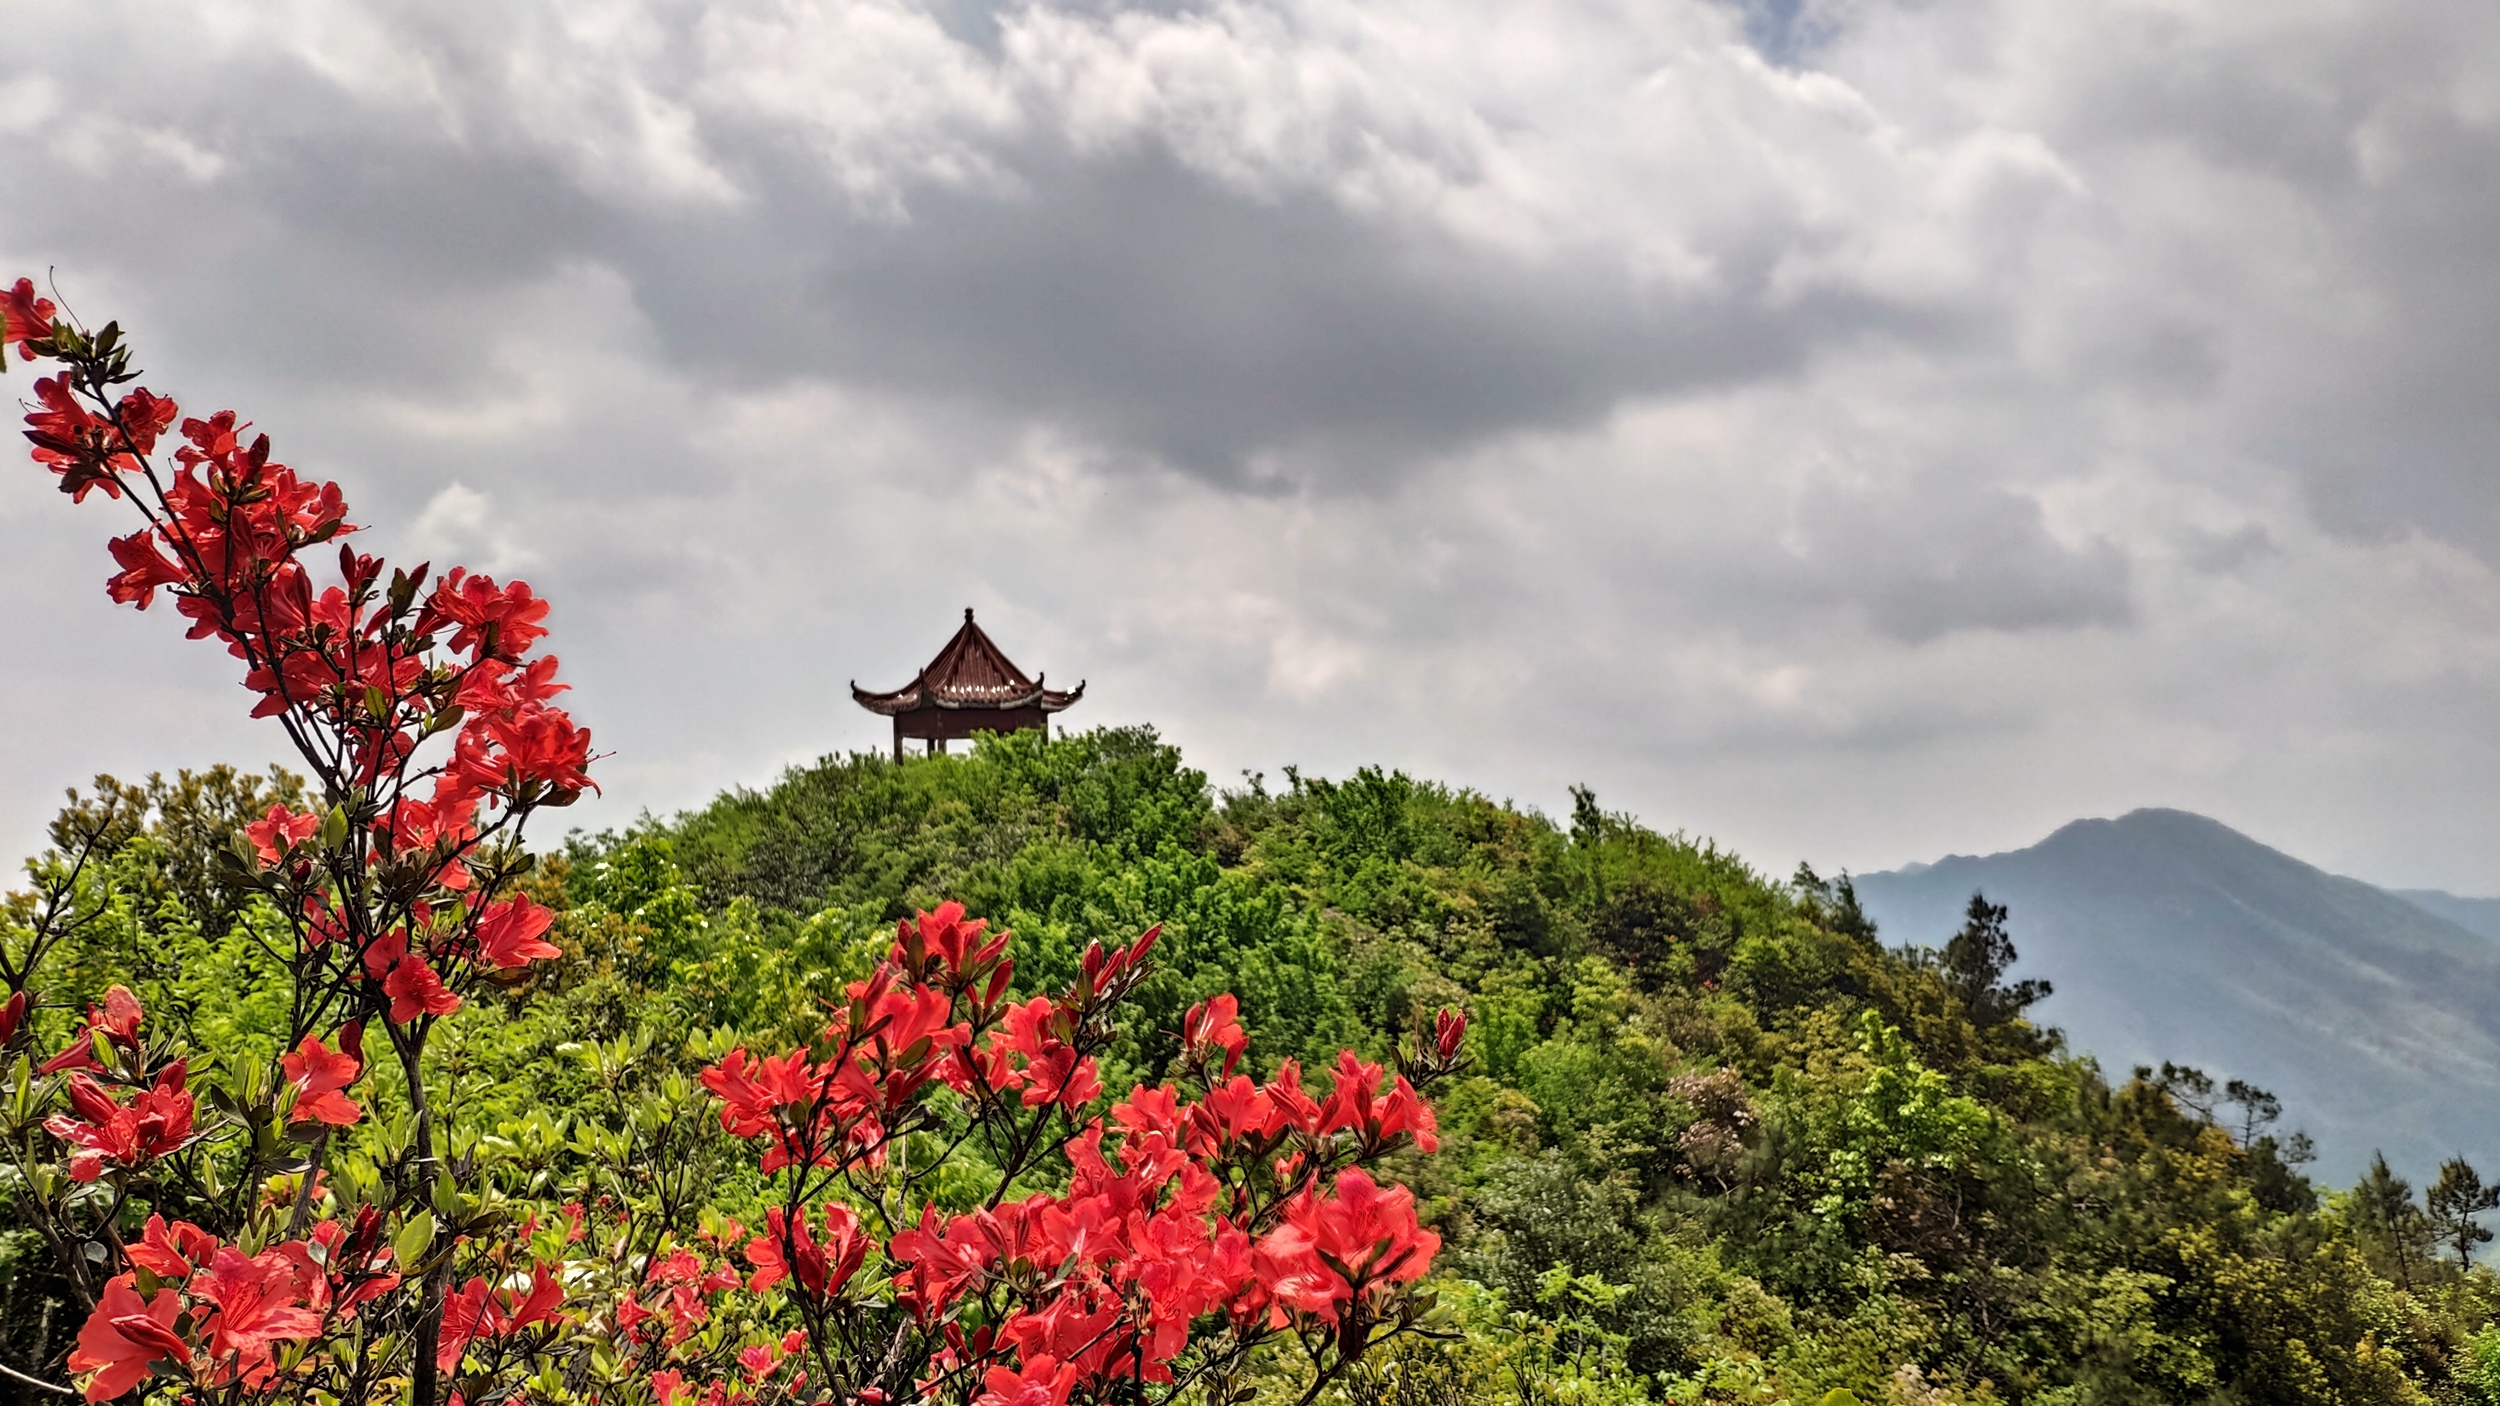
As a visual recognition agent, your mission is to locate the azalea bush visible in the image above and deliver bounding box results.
[0,280,1458,1406]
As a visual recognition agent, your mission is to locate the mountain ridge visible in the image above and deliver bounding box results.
[1853,807,2500,1182]
[2396,888,2500,943]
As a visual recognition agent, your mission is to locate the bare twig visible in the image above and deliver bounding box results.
[0,1357,77,1395]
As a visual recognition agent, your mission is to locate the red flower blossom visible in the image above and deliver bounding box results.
[2,278,55,361]
[745,1203,870,1298]
[1261,1059,1323,1135]
[1189,1074,1282,1153]
[889,900,1012,987]
[1182,993,1249,1078]
[888,1205,1000,1320]
[245,804,322,865]
[280,1032,363,1126]
[68,1274,186,1403]
[437,1264,564,1369]
[1310,1051,1437,1153]
[429,568,551,662]
[44,1064,195,1181]
[474,893,561,969]
[987,997,1102,1110]
[374,794,479,860]
[700,1048,814,1138]
[445,703,597,804]
[975,1355,1078,1406]
[39,984,146,1074]
[454,653,568,715]
[115,388,179,454]
[127,1214,221,1279]
[1251,1168,1439,1326]
[382,952,461,1024]
[105,529,189,607]
[191,1246,324,1383]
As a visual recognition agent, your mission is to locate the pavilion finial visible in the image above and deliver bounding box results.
[965,607,975,621]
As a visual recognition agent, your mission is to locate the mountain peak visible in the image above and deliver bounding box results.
[1853,808,2500,1181]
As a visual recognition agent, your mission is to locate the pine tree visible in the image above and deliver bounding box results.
[2354,1152,2435,1290]
[1941,892,2051,1027]
[2428,1157,2499,1267]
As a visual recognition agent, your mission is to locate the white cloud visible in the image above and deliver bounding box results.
[409,483,541,576]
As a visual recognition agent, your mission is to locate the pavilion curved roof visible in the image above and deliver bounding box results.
[852,609,1085,716]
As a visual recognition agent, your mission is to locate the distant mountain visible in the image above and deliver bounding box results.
[2396,889,2500,943]
[1853,809,2500,1183]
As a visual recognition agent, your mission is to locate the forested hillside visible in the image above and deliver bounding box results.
[12,729,2500,1405]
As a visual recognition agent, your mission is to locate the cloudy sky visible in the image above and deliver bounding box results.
[3,0,2496,899]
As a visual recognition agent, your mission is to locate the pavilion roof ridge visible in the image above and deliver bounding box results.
[852,607,1085,715]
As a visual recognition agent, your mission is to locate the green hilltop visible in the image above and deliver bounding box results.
[11,726,2500,1405]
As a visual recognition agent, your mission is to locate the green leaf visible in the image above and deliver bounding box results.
[393,1211,436,1269]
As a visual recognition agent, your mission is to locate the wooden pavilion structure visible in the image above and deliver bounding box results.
[852,609,1084,759]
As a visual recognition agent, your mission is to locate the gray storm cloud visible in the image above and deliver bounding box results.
[0,0,2495,893]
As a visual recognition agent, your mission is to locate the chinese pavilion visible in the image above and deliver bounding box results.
[852,608,1085,759]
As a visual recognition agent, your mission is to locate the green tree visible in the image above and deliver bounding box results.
[2430,1156,2500,1267]
[2352,1151,2436,1289]
[2222,1077,2282,1146]
[1939,891,2050,1028]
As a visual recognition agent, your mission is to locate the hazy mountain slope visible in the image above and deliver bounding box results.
[2397,889,2500,944]
[1853,809,2500,1181]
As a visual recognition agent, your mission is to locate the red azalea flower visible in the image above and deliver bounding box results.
[437,1263,564,1369]
[244,804,323,865]
[746,1204,869,1298]
[190,1247,323,1382]
[68,1274,187,1403]
[105,529,189,607]
[382,954,461,1023]
[475,893,561,969]
[889,901,1012,986]
[739,1344,776,1380]
[699,1048,813,1137]
[429,567,551,662]
[40,984,147,1074]
[1251,1168,1439,1326]
[1182,993,1248,1077]
[1190,1075,1281,1152]
[128,1214,221,1279]
[445,703,598,802]
[987,998,1102,1110]
[2,277,56,360]
[280,1032,363,1126]
[44,1064,194,1181]
[115,388,178,454]
[974,1355,1078,1406]
[1261,1060,1323,1135]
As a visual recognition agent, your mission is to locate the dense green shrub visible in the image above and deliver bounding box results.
[11,727,2494,1405]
